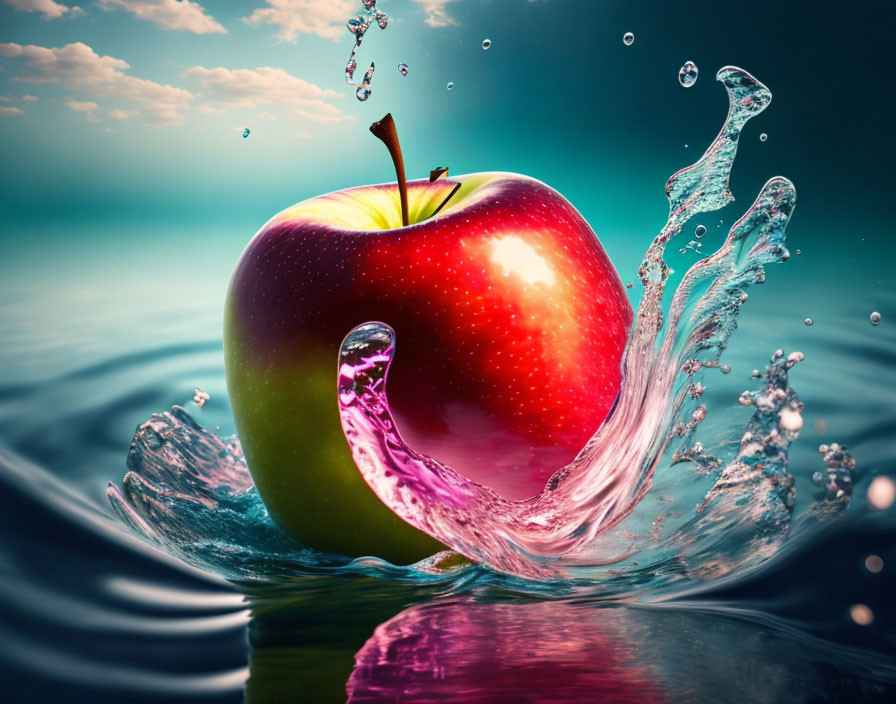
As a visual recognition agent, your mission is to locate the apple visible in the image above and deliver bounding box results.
[224,115,632,564]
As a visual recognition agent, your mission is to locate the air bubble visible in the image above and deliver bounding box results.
[760,133,768,142]
[398,62,408,76]
[242,128,250,138]
[482,39,491,50]
[678,61,698,87]
[870,311,881,326]
[804,317,813,326]
[694,224,706,238]
[623,32,634,46]
[447,82,454,91]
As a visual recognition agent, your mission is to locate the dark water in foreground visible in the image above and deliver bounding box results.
[2,428,896,702]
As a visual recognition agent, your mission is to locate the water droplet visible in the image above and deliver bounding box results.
[193,388,210,408]
[868,476,895,510]
[482,38,491,50]
[678,61,698,87]
[242,128,250,138]
[398,62,408,76]
[759,132,768,142]
[623,32,634,46]
[694,224,706,239]
[870,311,881,326]
[865,554,884,573]
[804,317,813,326]
[347,16,370,38]
[447,81,454,91]
[849,603,874,626]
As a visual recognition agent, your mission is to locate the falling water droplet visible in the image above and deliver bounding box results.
[760,133,768,142]
[870,311,881,326]
[242,128,250,138]
[694,224,706,238]
[804,317,814,326]
[398,62,408,76]
[623,32,635,46]
[482,38,491,50]
[678,61,698,87]
[447,81,454,91]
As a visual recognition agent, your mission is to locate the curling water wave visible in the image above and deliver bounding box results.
[109,68,839,588]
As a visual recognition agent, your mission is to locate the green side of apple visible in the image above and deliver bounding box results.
[223,318,443,565]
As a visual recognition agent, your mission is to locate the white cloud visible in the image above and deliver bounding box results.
[242,0,355,42]
[107,108,138,119]
[294,131,310,139]
[183,65,351,122]
[65,97,102,121]
[21,94,40,101]
[411,0,458,27]
[0,42,193,124]
[97,0,227,34]
[65,98,98,112]
[3,0,83,20]
[0,106,25,116]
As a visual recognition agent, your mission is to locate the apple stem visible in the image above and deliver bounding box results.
[370,114,409,228]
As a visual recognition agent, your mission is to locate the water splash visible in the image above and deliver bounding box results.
[192,388,210,408]
[344,0,389,101]
[111,67,814,585]
[336,67,796,578]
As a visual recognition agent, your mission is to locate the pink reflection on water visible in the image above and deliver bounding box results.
[347,599,665,703]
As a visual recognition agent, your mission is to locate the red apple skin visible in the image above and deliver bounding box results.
[224,173,633,563]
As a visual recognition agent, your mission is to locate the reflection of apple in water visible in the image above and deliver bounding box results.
[224,115,632,563]
[347,599,664,702]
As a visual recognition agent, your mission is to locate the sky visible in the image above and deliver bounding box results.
[1,0,894,289]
